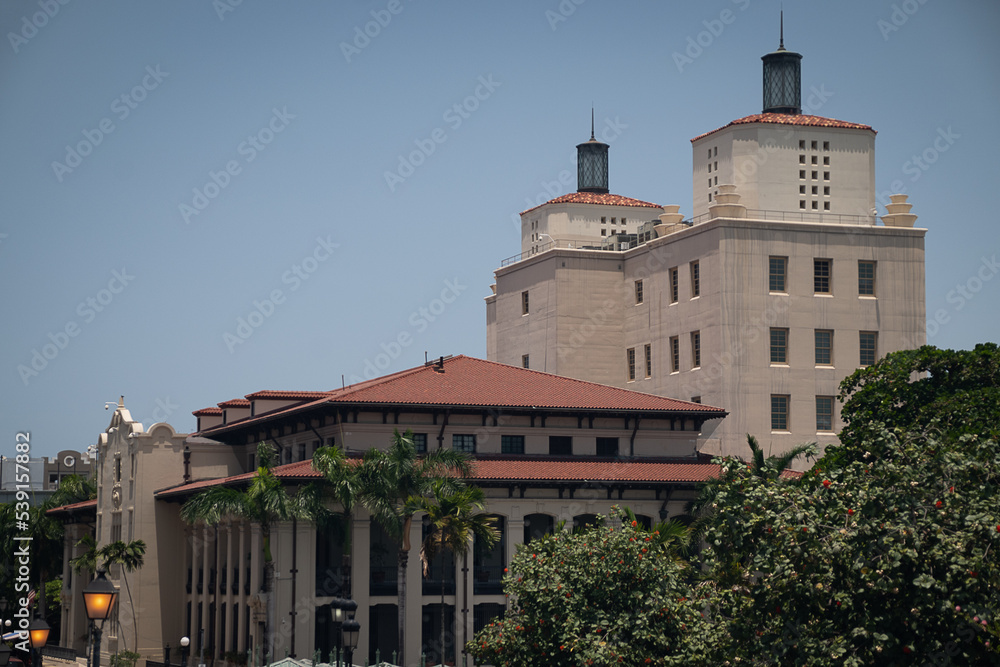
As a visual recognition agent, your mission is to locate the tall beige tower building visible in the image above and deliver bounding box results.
[486,36,926,461]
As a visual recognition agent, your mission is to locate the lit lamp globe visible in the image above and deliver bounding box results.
[83,570,118,621]
[27,618,50,649]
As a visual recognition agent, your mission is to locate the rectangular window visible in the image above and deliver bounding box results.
[644,344,652,378]
[770,328,788,364]
[860,331,878,367]
[811,140,818,150]
[596,437,619,457]
[690,261,700,298]
[823,141,830,150]
[521,354,529,369]
[769,256,787,292]
[549,436,572,456]
[816,396,834,432]
[501,435,524,454]
[626,347,636,381]
[799,140,806,149]
[453,434,476,453]
[670,336,680,372]
[669,268,679,303]
[824,171,830,181]
[691,396,702,404]
[814,258,832,294]
[521,290,529,315]
[412,433,428,454]
[799,169,806,179]
[771,395,790,431]
[858,260,876,296]
[812,170,818,180]
[691,331,701,368]
[815,329,833,365]
[635,279,643,304]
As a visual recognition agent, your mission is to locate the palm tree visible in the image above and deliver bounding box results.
[180,442,329,663]
[357,429,473,664]
[98,540,146,651]
[311,444,360,597]
[414,481,498,665]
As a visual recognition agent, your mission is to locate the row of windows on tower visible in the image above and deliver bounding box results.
[401,432,622,457]
[633,261,700,305]
[771,395,837,433]
[770,257,877,296]
[628,328,877,382]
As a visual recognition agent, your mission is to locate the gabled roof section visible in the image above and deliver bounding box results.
[217,398,250,408]
[245,390,333,400]
[46,498,97,516]
[521,191,662,216]
[193,407,222,417]
[691,113,875,143]
[195,356,725,437]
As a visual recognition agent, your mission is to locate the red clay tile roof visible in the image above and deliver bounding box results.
[196,356,725,437]
[46,498,97,515]
[691,113,876,143]
[521,192,662,216]
[155,456,718,499]
[218,399,250,408]
[193,407,223,416]
[245,391,333,400]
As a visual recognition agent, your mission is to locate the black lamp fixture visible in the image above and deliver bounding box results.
[82,570,118,667]
[27,617,50,667]
[179,636,190,667]
[341,599,359,666]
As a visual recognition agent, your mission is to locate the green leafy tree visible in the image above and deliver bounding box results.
[415,480,498,664]
[468,507,724,666]
[837,343,1000,453]
[180,442,328,662]
[356,429,472,664]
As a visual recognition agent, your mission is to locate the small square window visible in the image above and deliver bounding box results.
[823,156,830,166]
[708,163,712,173]
[823,186,830,196]
[812,171,818,180]
[811,186,818,195]
[708,178,712,188]
[799,140,806,149]
[521,354,529,369]
[412,433,428,454]
[452,434,476,453]
[691,396,702,404]
[816,396,834,432]
[823,202,830,211]
[811,140,818,150]
[800,200,806,209]
[811,156,818,165]
[596,437,619,457]
[621,218,626,226]
[799,185,806,194]
[714,176,718,185]
[601,228,606,236]
[799,170,806,179]
[714,146,718,156]
[708,192,712,202]
[521,291,529,315]
[601,217,606,224]
[626,347,636,381]
[611,218,616,224]
[812,201,819,210]
[799,154,806,164]
[611,229,616,236]
[771,395,790,431]
[549,435,572,456]
[501,435,524,454]
[824,171,830,181]
[714,161,718,171]
[708,149,712,159]
[823,141,830,151]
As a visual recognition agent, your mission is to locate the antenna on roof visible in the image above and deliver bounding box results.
[341,374,345,390]
[590,106,595,141]
[425,350,428,364]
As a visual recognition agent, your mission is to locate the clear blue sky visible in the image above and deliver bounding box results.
[2,1,998,459]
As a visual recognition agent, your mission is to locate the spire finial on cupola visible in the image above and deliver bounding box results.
[577,109,609,193]
[761,9,802,114]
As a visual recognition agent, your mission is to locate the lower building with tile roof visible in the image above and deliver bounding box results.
[49,356,726,666]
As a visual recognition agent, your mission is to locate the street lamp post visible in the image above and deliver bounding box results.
[179,637,190,667]
[82,570,118,667]
[340,600,359,667]
[27,617,50,667]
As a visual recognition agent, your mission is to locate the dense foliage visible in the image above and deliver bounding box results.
[471,345,1000,665]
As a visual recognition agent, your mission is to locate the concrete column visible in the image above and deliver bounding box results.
[189,525,199,643]
[236,522,247,653]
[352,518,371,664]
[404,517,422,666]
[202,524,211,659]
